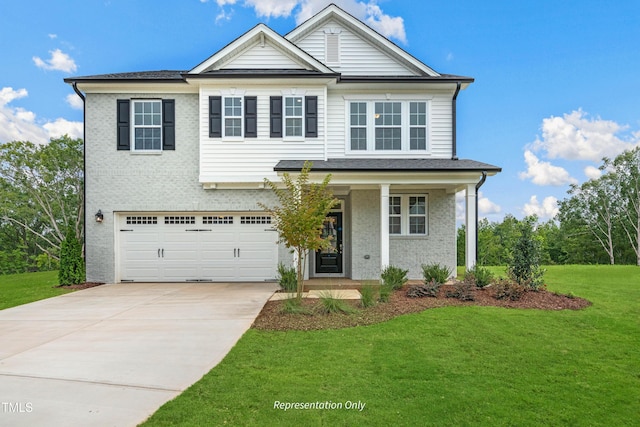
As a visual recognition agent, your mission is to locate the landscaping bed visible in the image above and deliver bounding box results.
[252,284,591,331]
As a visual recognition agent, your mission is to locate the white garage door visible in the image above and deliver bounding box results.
[118,213,278,282]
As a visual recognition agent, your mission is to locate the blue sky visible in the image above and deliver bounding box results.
[1,0,639,223]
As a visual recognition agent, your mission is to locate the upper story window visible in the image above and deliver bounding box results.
[209,95,256,139]
[284,96,303,137]
[347,99,429,152]
[133,100,162,151]
[116,98,175,152]
[224,97,243,137]
[389,194,428,236]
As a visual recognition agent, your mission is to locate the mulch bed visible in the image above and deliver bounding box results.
[252,284,591,331]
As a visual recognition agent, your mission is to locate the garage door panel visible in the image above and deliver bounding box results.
[119,213,277,282]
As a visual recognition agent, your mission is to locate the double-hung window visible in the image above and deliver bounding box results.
[347,99,429,152]
[133,100,162,151]
[224,97,243,137]
[284,96,303,137]
[389,195,427,235]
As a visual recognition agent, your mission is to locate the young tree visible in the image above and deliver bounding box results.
[507,216,545,290]
[58,227,85,285]
[0,136,84,261]
[260,161,339,300]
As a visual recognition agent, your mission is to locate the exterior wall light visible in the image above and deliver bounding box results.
[95,210,104,223]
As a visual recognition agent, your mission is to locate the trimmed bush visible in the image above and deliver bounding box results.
[464,266,494,288]
[494,278,526,301]
[58,228,85,286]
[381,265,409,290]
[406,280,441,298]
[421,263,452,284]
[446,282,476,301]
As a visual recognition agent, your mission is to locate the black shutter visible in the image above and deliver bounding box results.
[305,96,318,138]
[209,96,222,138]
[270,96,282,138]
[162,99,175,150]
[116,100,130,150]
[244,96,257,138]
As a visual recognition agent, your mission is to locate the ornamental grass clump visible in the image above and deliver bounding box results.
[381,265,408,290]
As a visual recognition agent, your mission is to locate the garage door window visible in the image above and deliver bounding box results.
[164,216,196,224]
[240,216,272,224]
[203,216,234,224]
[126,216,158,225]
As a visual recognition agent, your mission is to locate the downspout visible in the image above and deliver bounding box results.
[451,81,461,160]
[72,82,87,259]
[475,171,487,264]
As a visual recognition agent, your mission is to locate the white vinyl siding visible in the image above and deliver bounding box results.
[199,87,325,182]
[292,20,418,76]
[221,42,305,69]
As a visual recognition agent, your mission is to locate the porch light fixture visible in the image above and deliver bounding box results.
[95,210,104,223]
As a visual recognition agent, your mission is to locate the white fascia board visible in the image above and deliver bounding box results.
[75,82,196,94]
[286,5,440,77]
[190,24,334,74]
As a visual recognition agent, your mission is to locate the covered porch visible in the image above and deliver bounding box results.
[275,158,501,280]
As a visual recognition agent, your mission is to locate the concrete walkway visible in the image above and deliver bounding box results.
[0,282,278,427]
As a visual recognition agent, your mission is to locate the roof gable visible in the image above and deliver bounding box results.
[190,24,334,74]
[286,4,440,77]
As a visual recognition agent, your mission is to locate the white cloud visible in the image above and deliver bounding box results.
[212,0,407,43]
[43,118,83,140]
[478,191,501,216]
[33,49,77,73]
[584,165,602,180]
[522,195,559,220]
[244,0,299,18]
[0,86,82,144]
[531,109,640,162]
[66,93,84,110]
[48,34,58,39]
[519,150,578,186]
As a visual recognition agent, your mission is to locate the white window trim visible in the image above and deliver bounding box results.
[389,194,428,236]
[344,96,432,154]
[281,89,306,141]
[223,96,244,139]
[131,99,162,153]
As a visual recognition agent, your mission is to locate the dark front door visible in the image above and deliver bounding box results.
[315,212,343,274]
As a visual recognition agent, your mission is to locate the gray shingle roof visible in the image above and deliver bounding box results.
[64,70,186,83]
[274,158,502,173]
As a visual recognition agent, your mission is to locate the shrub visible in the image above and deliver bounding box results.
[446,282,476,301]
[507,218,546,291]
[315,292,358,314]
[378,283,393,303]
[281,297,313,315]
[58,228,85,286]
[493,278,526,301]
[277,263,297,293]
[381,265,409,290]
[464,266,494,288]
[421,263,452,284]
[406,280,441,298]
[359,282,378,308]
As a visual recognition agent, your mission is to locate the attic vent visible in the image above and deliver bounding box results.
[326,33,340,65]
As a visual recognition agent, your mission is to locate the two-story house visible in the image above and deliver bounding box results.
[65,4,500,284]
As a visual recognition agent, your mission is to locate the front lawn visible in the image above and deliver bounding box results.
[0,271,68,310]
[143,265,640,426]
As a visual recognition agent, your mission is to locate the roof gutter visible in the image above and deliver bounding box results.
[474,171,487,264]
[451,81,461,160]
[71,82,87,259]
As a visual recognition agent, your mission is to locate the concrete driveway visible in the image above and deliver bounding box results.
[0,282,277,427]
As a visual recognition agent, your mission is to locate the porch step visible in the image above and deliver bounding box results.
[269,289,362,301]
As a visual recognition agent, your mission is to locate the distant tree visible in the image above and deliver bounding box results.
[608,147,640,266]
[260,161,339,300]
[0,136,84,262]
[558,174,618,265]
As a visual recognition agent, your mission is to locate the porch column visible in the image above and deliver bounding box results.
[465,184,477,269]
[380,184,390,271]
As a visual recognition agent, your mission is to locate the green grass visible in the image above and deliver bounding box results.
[139,265,637,426]
[0,271,69,310]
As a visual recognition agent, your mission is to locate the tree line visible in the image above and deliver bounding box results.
[458,147,640,266]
